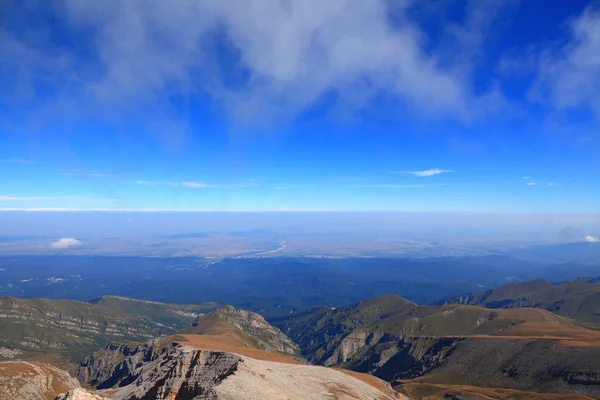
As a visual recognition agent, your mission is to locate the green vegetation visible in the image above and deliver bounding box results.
[0,296,218,368]
[442,278,600,327]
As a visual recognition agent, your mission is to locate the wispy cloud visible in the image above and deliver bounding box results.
[135,180,179,187]
[526,182,536,186]
[0,195,120,202]
[136,180,256,189]
[548,182,555,186]
[59,170,124,178]
[391,169,454,177]
[522,176,531,180]
[584,235,599,243]
[532,9,600,117]
[181,181,217,188]
[361,183,465,189]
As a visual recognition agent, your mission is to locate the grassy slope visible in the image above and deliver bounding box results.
[0,296,218,368]
[442,279,600,327]
[395,382,597,400]
[89,295,219,329]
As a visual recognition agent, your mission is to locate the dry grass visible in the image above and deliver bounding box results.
[176,334,303,364]
[395,382,597,400]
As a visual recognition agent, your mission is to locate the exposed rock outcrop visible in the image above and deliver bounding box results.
[56,388,108,400]
[0,361,80,400]
[73,340,405,400]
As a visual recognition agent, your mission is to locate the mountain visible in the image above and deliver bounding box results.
[72,308,405,400]
[179,305,302,359]
[88,295,218,328]
[441,278,600,326]
[0,296,217,368]
[273,294,600,397]
[509,242,600,265]
[71,340,405,400]
[0,361,80,400]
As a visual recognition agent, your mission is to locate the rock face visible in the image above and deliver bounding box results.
[74,340,405,400]
[180,305,301,358]
[312,331,600,397]
[56,388,107,400]
[275,294,600,397]
[0,361,80,400]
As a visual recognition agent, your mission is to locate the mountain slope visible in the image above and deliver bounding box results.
[274,294,600,397]
[72,342,405,400]
[442,278,600,326]
[0,296,216,367]
[179,304,302,358]
[88,295,218,330]
[74,308,406,400]
[0,361,80,400]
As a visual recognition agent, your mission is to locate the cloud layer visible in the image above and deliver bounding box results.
[2,0,524,128]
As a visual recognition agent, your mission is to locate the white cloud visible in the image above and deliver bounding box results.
[49,238,82,249]
[181,181,213,188]
[136,180,254,188]
[135,180,179,187]
[548,182,555,186]
[392,168,454,177]
[532,9,600,116]
[59,170,123,178]
[522,176,531,180]
[526,182,536,186]
[584,235,599,243]
[1,0,514,128]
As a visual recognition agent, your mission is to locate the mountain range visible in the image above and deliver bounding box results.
[1,277,600,399]
[441,278,600,327]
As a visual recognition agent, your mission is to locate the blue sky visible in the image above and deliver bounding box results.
[1,0,599,212]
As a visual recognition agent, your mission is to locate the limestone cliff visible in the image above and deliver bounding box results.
[72,340,406,400]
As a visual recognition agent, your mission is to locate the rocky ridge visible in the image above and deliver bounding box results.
[180,305,301,358]
[72,339,405,400]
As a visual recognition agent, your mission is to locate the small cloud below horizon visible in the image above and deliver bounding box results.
[49,238,82,249]
[391,168,454,177]
[584,235,599,243]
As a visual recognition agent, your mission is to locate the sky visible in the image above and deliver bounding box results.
[1,0,600,213]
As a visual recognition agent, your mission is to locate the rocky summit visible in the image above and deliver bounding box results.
[71,339,405,400]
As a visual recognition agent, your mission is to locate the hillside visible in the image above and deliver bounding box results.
[179,305,302,359]
[0,361,80,400]
[72,307,405,400]
[88,295,218,329]
[442,278,600,326]
[0,296,216,368]
[273,294,600,397]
